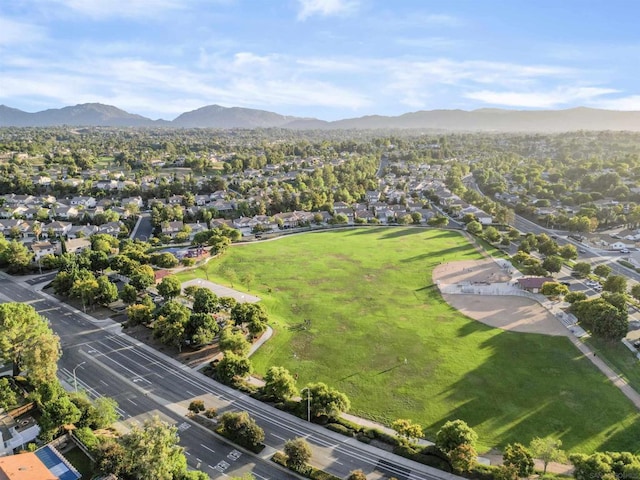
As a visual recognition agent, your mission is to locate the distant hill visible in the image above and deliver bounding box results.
[2,103,640,132]
[0,103,159,127]
[172,104,303,128]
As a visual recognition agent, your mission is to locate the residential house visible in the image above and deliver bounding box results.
[45,221,72,237]
[98,221,123,236]
[65,237,92,254]
[0,414,41,458]
[52,204,79,219]
[70,196,97,208]
[67,224,100,238]
[30,241,59,261]
[610,241,632,251]
[161,221,185,238]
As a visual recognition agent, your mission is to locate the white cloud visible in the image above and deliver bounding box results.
[465,87,619,108]
[47,0,187,19]
[0,17,46,46]
[591,95,640,111]
[297,0,359,20]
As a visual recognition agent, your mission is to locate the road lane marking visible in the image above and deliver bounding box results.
[127,398,137,406]
[200,444,216,454]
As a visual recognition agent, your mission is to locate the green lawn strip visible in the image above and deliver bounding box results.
[585,337,640,392]
[177,228,640,454]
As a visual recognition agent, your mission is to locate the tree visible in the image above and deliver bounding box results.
[594,264,612,278]
[218,411,264,450]
[284,437,312,471]
[559,244,578,260]
[188,400,205,414]
[428,215,449,227]
[571,453,613,480]
[186,313,219,347]
[119,415,187,480]
[262,366,297,402]
[1,240,33,273]
[158,275,182,300]
[0,303,60,383]
[127,303,153,326]
[538,240,559,257]
[129,264,155,291]
[0,377,18,411]
[483,226,501,243]
[529,437,566,474]
[231,303,269,335]
[540,282,569,297]
[602,292,628,312]
[631,284,640,301]
[95,440,127,478]
[96,275,119,306]
[392,418,424,444]
[71,276,99,311]
[216,351,253,384]
[503,443,534,477]
[542,255,563,275]
[120,283,138,304]
[449,443,477,473]
[571,297,628,340]
[305,382,350,419]
[192,288,220,313]
[565,291,588,303]
[347,470,368,480]
[466,220,482,234]
[39,395,82,441]
[603,275,627,293]
[89,250,110,273]
[435,419,478,455]
[572,262,591,278]
[219,327,251,356]
[91,397,120,429]
[154,301,190,350]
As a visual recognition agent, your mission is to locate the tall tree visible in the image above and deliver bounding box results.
[158,275,182,300]
[503,443,534,478]
[262,366,297,402]
[305,382,350,420]
[119,415,188,480]
[529,437,565,474]
[284,437,312,471]
[0,303,60,382]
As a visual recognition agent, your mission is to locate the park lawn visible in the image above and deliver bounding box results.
[178,227,640,454]
[586,337,640,393]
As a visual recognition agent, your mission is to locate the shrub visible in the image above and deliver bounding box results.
[326,423,354,437]
[204,408,217,419]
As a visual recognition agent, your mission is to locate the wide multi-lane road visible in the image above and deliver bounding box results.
[0,273,461,480]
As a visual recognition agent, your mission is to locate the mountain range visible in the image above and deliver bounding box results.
[2,102,640,132]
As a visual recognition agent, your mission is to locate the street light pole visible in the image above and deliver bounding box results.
[73,361,86,392]
[301,387,311,422]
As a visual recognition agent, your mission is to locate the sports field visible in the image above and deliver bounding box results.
[179,227,640,453]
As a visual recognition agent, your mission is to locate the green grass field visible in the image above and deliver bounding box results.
[178,227,640,453]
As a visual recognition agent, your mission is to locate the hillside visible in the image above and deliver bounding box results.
[2,103,640,132]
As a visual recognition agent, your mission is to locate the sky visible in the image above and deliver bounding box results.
[1,0,639,121]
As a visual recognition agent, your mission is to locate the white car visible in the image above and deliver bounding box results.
[620,248,630,254]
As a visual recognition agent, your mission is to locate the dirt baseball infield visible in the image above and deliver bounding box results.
[433,259,570,337]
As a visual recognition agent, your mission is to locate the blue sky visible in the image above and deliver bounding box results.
[1,0,639,120]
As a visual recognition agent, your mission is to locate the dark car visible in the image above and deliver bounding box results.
[560,281,571,287]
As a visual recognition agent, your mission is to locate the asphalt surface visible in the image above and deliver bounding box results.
[0,273,462,480]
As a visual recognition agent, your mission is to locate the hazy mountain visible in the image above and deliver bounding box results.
[0,103,158,127]
[172,104,302,128]
[331,107,640,132]
[2,103,640,132]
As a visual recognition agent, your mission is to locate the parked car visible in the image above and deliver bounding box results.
[620,248,630,254]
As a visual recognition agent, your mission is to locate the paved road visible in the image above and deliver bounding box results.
[131,213,153,241]
[0,273,462,480]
